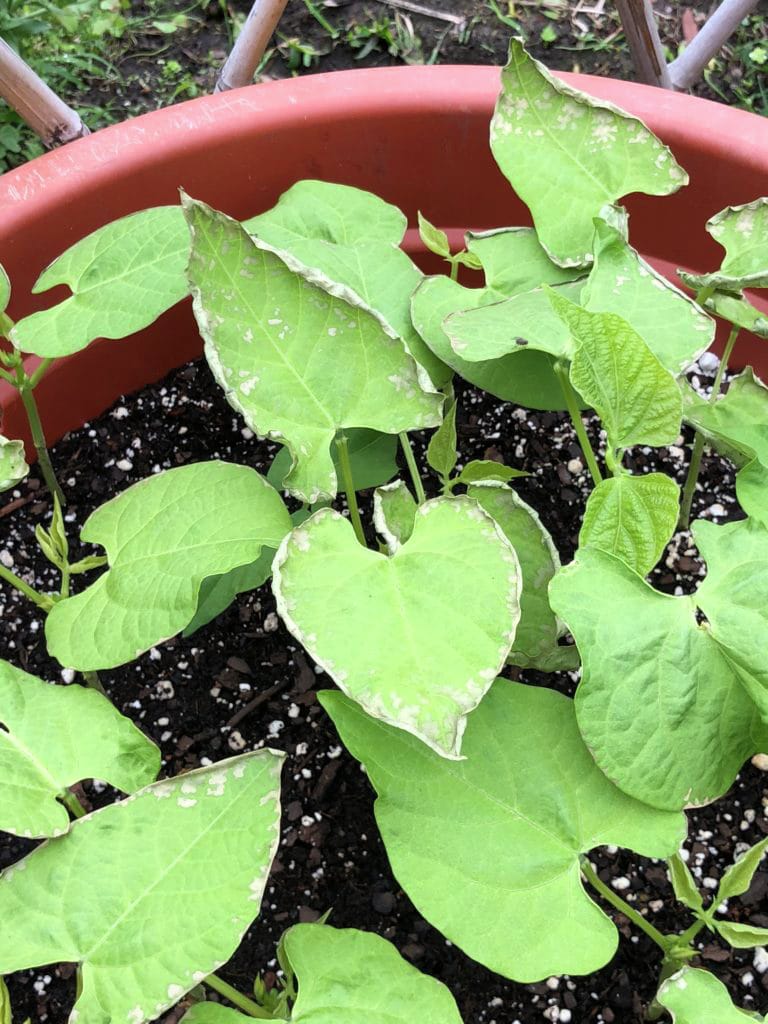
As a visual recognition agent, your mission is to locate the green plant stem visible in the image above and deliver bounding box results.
[204,973,278,1019]
[555,363,602,487]
[60,789,87,819]
[82,671,106,695]
[19,383,66,506]
[398,431,427,504]
[676,917,708,948]
[335,434,366,547]
[28,357,53,389]
[0,563,53,611]
[678,324,740,529]
[694,284,716,308]
[580,859,670,953]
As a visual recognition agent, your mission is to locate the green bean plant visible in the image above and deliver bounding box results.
[1,36,768,1023]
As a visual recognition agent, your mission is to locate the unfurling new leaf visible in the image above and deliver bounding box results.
[0,435,28,493]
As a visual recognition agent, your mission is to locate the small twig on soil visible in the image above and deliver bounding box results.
[226,678,290,731]
[375,0,466,27]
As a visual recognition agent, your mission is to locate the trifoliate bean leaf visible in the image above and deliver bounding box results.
[549,294,682,450]
[549,547,768,810]
[704,292,768,338]
[283,924,464,1024]
[11,207,189,357]
[683,368,768,471]
[273,497,520,758]
[452,460,529,488]
[465,227,584,294]
[468,483,566,670]
[714,920,768,949]
[0,263,9,312]
[417,212,451,259]
[679,198,768,293]
[245,181,448,385]
[184,195,441,503]
[667,853,703,913]
[0,660,159,838]
[45,461,291,671]
[373,480,417,553]
[658,968,764,1023]
[267,428,399,493]
[582,220,714,373]
[579,473,680,576]
[0,435,28,493]
[182,549,273,639]
[0,751,284,1024]
[321,682,684,982]
[426,400,457,482]
[490,39,687,267]
[411,276,567,410]
[717,837,768,903]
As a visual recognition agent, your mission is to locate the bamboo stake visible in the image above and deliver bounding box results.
[214,0,290,93]
[668,0,760,90]
[615,0,673,88]
[0,38,89,147]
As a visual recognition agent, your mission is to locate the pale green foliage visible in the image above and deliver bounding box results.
[683,368,768,471]
[0,977,9,1024]
[373,480,417,552]
[247,181,448,384]
[579,473,680,576]
[179,1006,245,1023]
[426,400,457,482]
[0,660,159,838]
[283,924,465,1023]
[468,482,570,671]
[182,550,273,639]
[451,460,528,487]
[268,428,398,493]
[0,751,283,1024]
[714,920,768,949]
[273,498,520,758]
[0,435,28,493]
[417,212,451,259]
[704,292,768,338]
[680,197,768,293]
[0,263,9,312]
[11,207,189,357]
[583,220,714,373]
[667,853,703,913]
[658,968,765,1022]
[550,294,682,450]
[717,836,768,902]
[45,461,291,670]
[320,683,684,982]
[465,227,582,293]
[184,195,441,503]
[550,547,768,810]
[490,39,687,267]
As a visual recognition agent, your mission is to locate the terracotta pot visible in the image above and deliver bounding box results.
[1,66,767,451]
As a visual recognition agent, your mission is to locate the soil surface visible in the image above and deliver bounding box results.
[1,352,768,1024]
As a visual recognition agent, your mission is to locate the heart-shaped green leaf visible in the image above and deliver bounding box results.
[550,294,682,450]
[465,227,584,294]
[273,497,521,757]
[184,195,441,503]
[549,547,768,810]
[583,220,714,373]
[658,968,764,1023]
[247,181,448,385]
[373,480,417,553]
[683,368,768,471]
[0,751,284,1024]
[321,682,684,982]
[11,207,189,357]
[679,198,768,293]
[579,472,680,576]
[490,39,687,267]
[736,459,768,522]
[268,428,398,493]
[0,435,28,493]
[0,659,159,838]
[468,482,568,670]
[45,461,291,671]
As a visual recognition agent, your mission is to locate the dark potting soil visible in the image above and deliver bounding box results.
[1,354,767,1024]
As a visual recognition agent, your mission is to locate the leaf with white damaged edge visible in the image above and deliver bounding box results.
[184,195,441,503]
[679,198,768,294]
[490,39,688,268]
[549,292,682,450]
[549,547,768,810]
[45,461,291,671]
[0,750,283,1024]
[579,473,680,576]
[373,480,417,553]
[0,435,28,493]
[658,968,765,1023]
[0,660,159,839]
[273,497,521,758]
[321,682,684,982]
[582,219,714,373]
[244,181,449,385]
[11,207,189,358]
[468,483,569,671]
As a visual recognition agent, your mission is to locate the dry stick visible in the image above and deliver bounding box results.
[0,37,89,147]
[668,0,761,90]
[376,0,466,26]
[614,0,672,88]
[214,0,290,93]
